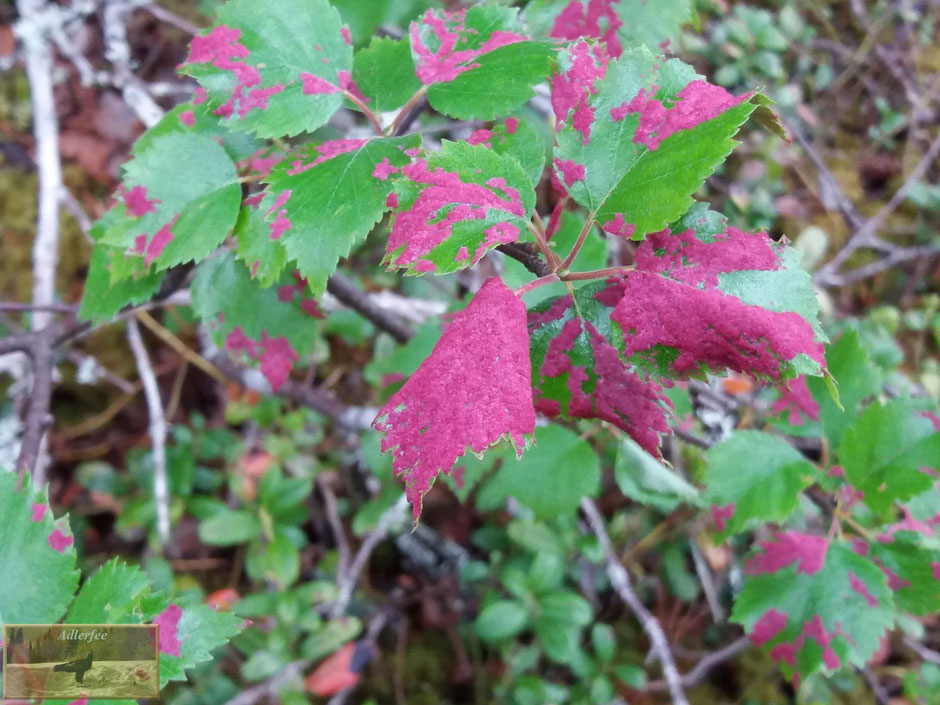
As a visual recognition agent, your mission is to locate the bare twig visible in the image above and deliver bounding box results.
[646,637,750,692]
[815,130,940,287]
[904,636,940,666]
[143,2,200,35]
[327,273,414,344]
[14,0,66,488]
[496,242,552,277]
[330,494,409,618]
[319,476,351,582]
[580,498,689,705]
[127,317,170,545]
[220,659,310,705]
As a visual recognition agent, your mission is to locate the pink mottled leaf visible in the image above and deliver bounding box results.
[410,6,556,119]
[524,0,691,57]
[193,253,321,391]
[610,205,826,383]
[527,281,671,457]
[551,44,757,236]
[384,140,535,276]
[373,278,536,518]
[261,135,420,297]
[178,0,353,138]
[704,431,815,540]
[732,533,893,682]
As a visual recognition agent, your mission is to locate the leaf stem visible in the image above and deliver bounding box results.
[514,274,560,297]
[559,214,596,271]
[526,220,562,270]
[343,90,383,135]
[563,265,635,281]
[386,86,429,137]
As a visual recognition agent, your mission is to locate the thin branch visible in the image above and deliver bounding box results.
[904,636,940,666]
[319,477,351,582]
[15,0,65,488]
[143,2,200,35]
[220,659,310,705]
[580,498,689,705]
[646,637,750,692]
[326,274,414,344]
[330,494,409,618]
[126,317,170,545]
[388,86,428,137]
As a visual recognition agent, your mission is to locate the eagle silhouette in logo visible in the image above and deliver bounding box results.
[52,649,93,684]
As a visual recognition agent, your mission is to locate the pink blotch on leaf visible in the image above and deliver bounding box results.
[710,503,735,531]
[372,157,399,181]
[144,219,177,266]
[554,158,585,187]
[31,503,47,522]
[744,531,828,576]
[504,118,519,134]
[120,185,160,217]
[550,0,623,57]
[155,603,183,656]
[386,158,525,270]
[179,110,196,127]
[193,86,208,105]
[602,213,636,238]
[243,193,265,208]
[466,129,493,147]
[381,372,406,388]
[611,80,750,151]
[551,39,608,136]
[340,27,352,45]
[386,192,399,209]
[455,246,469,262]
[301,72,340,95]
[410,9,527,85]
[373,278,535,518]
[849,571,878,607]
[751,608,788,646]
[771,375,820,426]
[48,527,72,553]
[266,191,292,240]
[287,138,369,175]
[258,333,299,391]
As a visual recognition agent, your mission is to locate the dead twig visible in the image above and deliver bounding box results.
[126,317,170,545]
[580,498,689,705]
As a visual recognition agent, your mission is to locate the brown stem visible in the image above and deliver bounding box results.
[387,86,428,137]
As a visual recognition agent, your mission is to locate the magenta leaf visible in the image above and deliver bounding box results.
[373,278,536,518]
[384,140,536,276]
[732,532,893,683]
[178,0,353,138]
[609,205,826,383]
[527,281,671,457]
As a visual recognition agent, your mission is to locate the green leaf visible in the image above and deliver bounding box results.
[264,135,419,296]
[234,203,289,287]
[385,140,536,275]
[178,0,352,138]
[245,531,300,587]
[481,425,599,518]
[539,591,593,626]
[79,236,165,323]
[534,616,580,663]
[477,117,547,190]
[198,509,262,545]
[806,331,881,450]
[66,559,153,623]
[615,436,700,512]
[98,132,241,273]
[704,431,815,539]
[869,535,940,616]
[0,471,79,624]
[192,252,322,390]
[732,534,892,681]
[553,46,756,238]
[476,600,529,641]
[840,399,940,514]
[591,623,616,663]
[335,0,439,45]
[411,6,556,120]
[158,603,244,687]
[352,36,422,112]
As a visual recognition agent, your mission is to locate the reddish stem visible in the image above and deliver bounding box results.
[514,274,560,297]
[559,215,595,271]
[343,90,383,135]
[563,266,635,281]
[386,86,428,136]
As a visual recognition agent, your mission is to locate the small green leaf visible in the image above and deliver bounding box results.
[534,616,580,663]
[481,425,599,518]
[591,623,616,663]
[352,36,422,112]
[539,591,593,626]
[615,436,700,512]
[158,603,244,687]
[198,509,262,545]
[476,600,529,641]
